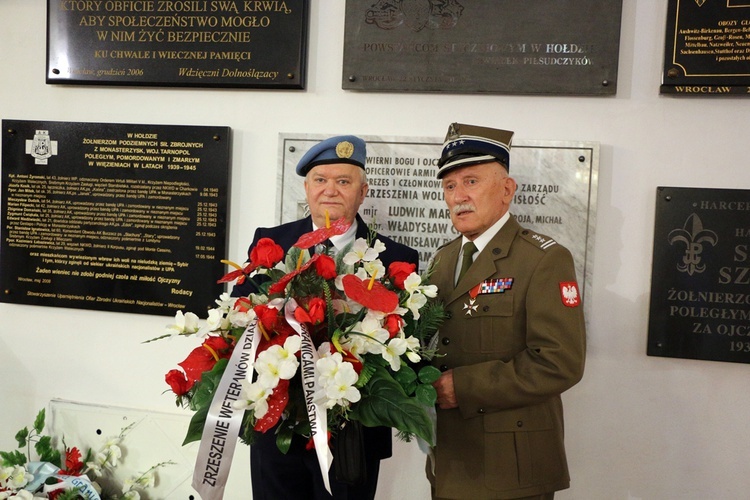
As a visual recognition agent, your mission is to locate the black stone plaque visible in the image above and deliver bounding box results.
[342,0,623,95]
[661,0,750,95]
[647,187,750,364]
[47,0,309,89]
[1,119,230,316]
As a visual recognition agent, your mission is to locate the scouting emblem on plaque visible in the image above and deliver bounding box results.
[366,0,464,32]
[668,213,718,276]
[559,282,581,308]
[25,130,58,165]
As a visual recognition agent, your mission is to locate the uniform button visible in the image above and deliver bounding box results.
[492,247,501,255]
[478,408,485,414]
[445,311,453,319]
[516,421,523,428]
[440,364,448,372]
[483,305,489,312]
[442,337,451,345]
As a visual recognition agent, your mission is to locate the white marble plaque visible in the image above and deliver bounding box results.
[277,134,597,298]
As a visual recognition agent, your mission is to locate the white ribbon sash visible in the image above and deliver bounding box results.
[192,320,260,500]
[284,299,332,495]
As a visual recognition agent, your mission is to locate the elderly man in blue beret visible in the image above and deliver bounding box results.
[232,135,419,500]
[427,123,586,500]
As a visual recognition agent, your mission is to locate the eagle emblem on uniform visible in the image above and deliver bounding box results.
[559,282,581,308]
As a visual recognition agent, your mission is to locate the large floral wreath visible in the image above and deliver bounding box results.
[158,217,444,461]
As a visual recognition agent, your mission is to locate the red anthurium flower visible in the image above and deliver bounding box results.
[178,335,233,383]
[250,238,285,268]
[165,369,194,396]
[59,447,84,476]
[268,254,322,295]
[254,304,281,333]
[254,379,290,433]
[292,217,351,248]
[383,314,405,338]
[217,262,254,285]
[314,254,337,280]
[294,297,327,325]
[342,274,399,313]
[387,261,416,290]
[234,297,253,312]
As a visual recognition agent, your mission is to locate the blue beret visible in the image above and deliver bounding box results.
[296,135,367,176]
[437,123,514,178]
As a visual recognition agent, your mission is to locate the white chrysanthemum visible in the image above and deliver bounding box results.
[254,335,301,388]
[165,310,200,336]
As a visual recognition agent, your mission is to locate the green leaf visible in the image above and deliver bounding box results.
[35,435,52,457]
[189,358,228,411]
[393,364,418,396]
[35,436,61,467]
[275,425,294,455]
[33,409,46,434]
[415,384,437,407]
[418,365,442,385]
[0,450,27,466]
[14,427,29,448]
[183,404,209,446]
[182,358,229,445]
[350,366,434,446]
[355,358,377,389]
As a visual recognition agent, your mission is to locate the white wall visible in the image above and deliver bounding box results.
[2,1,750,499]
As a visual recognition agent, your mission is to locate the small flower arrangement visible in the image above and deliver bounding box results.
[159,218,445,455]
[0,409,171,500]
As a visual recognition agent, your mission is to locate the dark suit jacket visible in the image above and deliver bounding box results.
[429,216,586,499]
[231,214,420,460]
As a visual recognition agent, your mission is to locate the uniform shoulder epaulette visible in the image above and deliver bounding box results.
[519,228,558,251]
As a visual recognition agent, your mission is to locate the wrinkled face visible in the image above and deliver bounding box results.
[441,161,516,240]
[304,163,368,228]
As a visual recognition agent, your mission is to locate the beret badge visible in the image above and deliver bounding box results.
[335,140,355,160]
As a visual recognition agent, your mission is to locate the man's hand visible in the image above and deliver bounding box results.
[433,369,458,410]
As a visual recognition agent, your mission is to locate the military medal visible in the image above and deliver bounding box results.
[463,284,481,316]
[463,278,515,316]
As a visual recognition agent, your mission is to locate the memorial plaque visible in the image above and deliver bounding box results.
[343,0,623,95]
[648,187,750,364]
[661,0,750,95]
[277,134,598,301]
[1,119,230,316]
[47,0,309,89]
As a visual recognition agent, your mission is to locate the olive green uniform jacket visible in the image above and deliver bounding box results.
[429,216,586,499]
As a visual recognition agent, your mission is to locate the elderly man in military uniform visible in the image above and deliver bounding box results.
[427,123,586,500]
